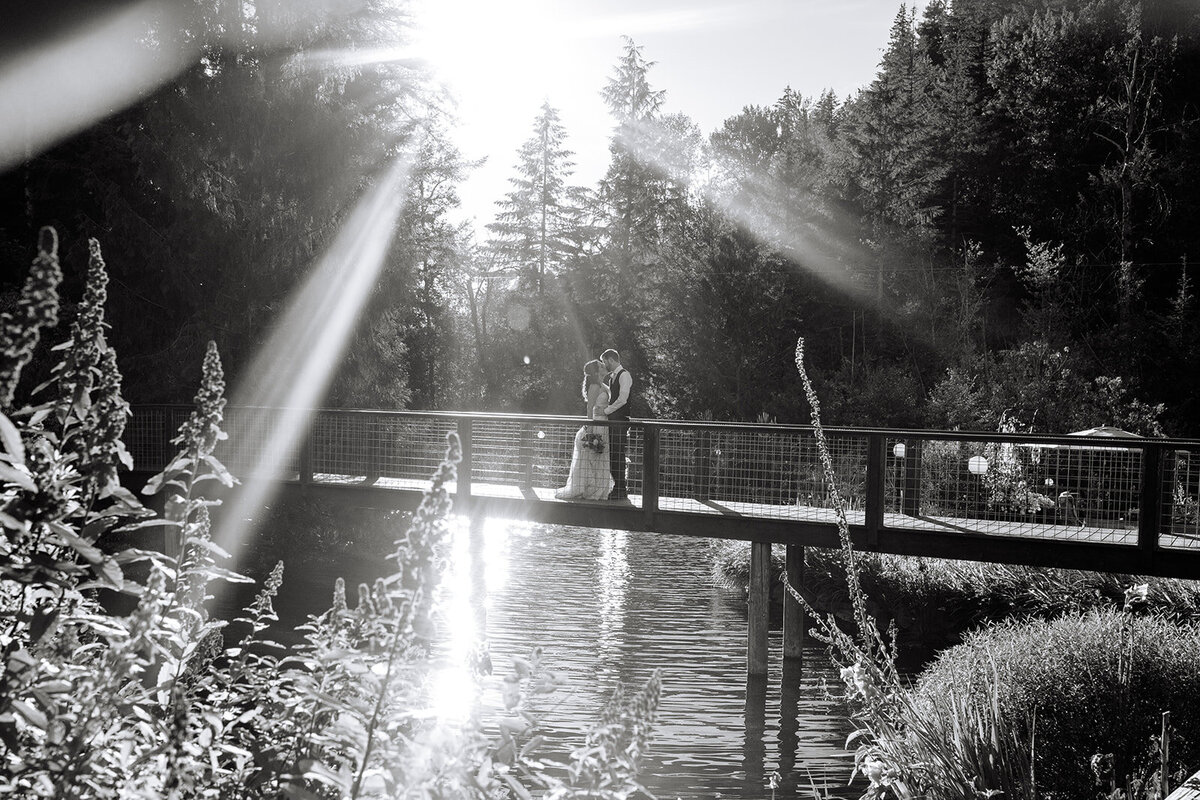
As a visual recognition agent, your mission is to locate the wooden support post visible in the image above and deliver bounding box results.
[902,440,922,517]
[1138,443,1164,553]
[747,540,771,676]
[364,417,381,486]
[457,418,473,503]
[865,434,886,547]
[695,430,712,501]
[161,408,175,471]
[642,423,659,523]
[783,543,805,661]
[298,413,313,485]
[521,423,534,491]
[1162,711,1171,799]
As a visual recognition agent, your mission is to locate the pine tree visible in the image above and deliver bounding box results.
[487,102,586,294]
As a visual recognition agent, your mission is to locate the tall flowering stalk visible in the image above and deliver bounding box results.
[787,337,1033,800]
[40,239,133,503]
[0,227,61,412]
[789,338,895,672]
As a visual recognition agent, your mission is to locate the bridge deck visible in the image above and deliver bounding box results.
[125,406,1200,579]
[303,470,1199,552]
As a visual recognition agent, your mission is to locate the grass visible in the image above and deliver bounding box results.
[914,609,1200,798]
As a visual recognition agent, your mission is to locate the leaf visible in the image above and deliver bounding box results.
[0,463,35,492]
[297,759,348,790]
[519,734,546,758]
[498,716,530,734]
[28,607,59,646]
[95,558,124,591]
[81,516,121,540]
[186,538,232,559]
[203,454,238,487]
[0,510,27,531]
[10,700,48,730]
[0,413,24,465]
[115,518,182,533]
[503,774,534,800]
[206,566,256,584]
[112,548,165,566]
[49,523,104,564]
[98,482,141,507]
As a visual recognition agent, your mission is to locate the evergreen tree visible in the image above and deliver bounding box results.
[487,102,586,294]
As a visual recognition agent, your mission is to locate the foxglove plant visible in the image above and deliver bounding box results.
[787,337,1033,800]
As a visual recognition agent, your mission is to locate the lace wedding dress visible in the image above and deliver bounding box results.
[554,384,615,500]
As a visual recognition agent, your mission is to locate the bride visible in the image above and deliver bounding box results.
[555,359,615,500]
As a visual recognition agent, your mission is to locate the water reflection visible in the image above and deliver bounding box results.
[743,675,768,791]
[595,530,629,667]
[423,519,854,799]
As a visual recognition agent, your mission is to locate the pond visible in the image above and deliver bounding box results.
[247,518,858,800]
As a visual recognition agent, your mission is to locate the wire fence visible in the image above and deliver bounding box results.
[122,406,1200,551]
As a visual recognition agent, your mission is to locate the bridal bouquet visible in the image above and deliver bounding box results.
[582,432,606,454]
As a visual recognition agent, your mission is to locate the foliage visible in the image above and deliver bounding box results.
[0,229,662,798]
[914,609,1200,799]
[785,335,1200,800]
[712,540,1200,657]
[10,0,1200,436]
[979,413,1056,514]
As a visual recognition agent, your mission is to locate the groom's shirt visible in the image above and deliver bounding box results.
[606,367,632,418]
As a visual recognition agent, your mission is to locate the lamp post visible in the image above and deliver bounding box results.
[968,455,988,519]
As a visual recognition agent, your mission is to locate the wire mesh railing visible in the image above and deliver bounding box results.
[123,406,1200,553]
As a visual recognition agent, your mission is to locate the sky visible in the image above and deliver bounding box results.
[410,0,920,234]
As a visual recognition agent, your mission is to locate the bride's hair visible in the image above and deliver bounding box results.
[581,359,603,401]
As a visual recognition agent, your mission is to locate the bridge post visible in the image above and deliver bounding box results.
[520,423,534,492]
[298,423,313,485]
[1138,442,1164,553]
[783,543,805,661]
[642,423,659,523]
[160,407,175,472]
[457,418,473,502]
[695,430,712,502]
[865,434,886,547]
[901,439,922,517]
[747,540,771,676]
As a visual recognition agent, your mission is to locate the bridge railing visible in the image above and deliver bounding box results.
[123,406,1200,553]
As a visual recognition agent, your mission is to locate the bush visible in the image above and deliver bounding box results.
[914,610,1200,799]
[0,228,663,799]
[710,540,1200,657]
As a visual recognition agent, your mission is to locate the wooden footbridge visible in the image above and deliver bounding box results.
[125,406,1200,674]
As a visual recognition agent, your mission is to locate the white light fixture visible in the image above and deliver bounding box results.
[968,455,989,475]
[893,443,906,458]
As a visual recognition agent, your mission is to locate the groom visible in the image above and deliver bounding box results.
[600,349,632,500]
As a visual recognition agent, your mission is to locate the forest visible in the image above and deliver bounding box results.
[3,0,1200,437]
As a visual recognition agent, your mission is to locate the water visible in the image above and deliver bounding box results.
[252,519,858,799]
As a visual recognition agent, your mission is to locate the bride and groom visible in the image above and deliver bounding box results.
[554,349,632,501]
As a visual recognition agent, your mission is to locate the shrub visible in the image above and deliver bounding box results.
[0,228,663,799]
[914,610,1200,799]
[712,540,1200,658]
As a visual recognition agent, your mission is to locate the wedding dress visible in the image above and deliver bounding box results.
[554,384,615,500]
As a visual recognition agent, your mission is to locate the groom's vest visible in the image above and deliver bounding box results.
[606,368,632,420]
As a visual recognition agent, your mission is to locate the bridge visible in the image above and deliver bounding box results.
[124,406,1200,673]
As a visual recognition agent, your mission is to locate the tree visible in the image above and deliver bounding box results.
[487,102,587,294]
[0,0,429,403]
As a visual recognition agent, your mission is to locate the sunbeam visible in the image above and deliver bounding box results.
[211,154,414,570]
[615,117,875,305]
[0,1,191,172]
